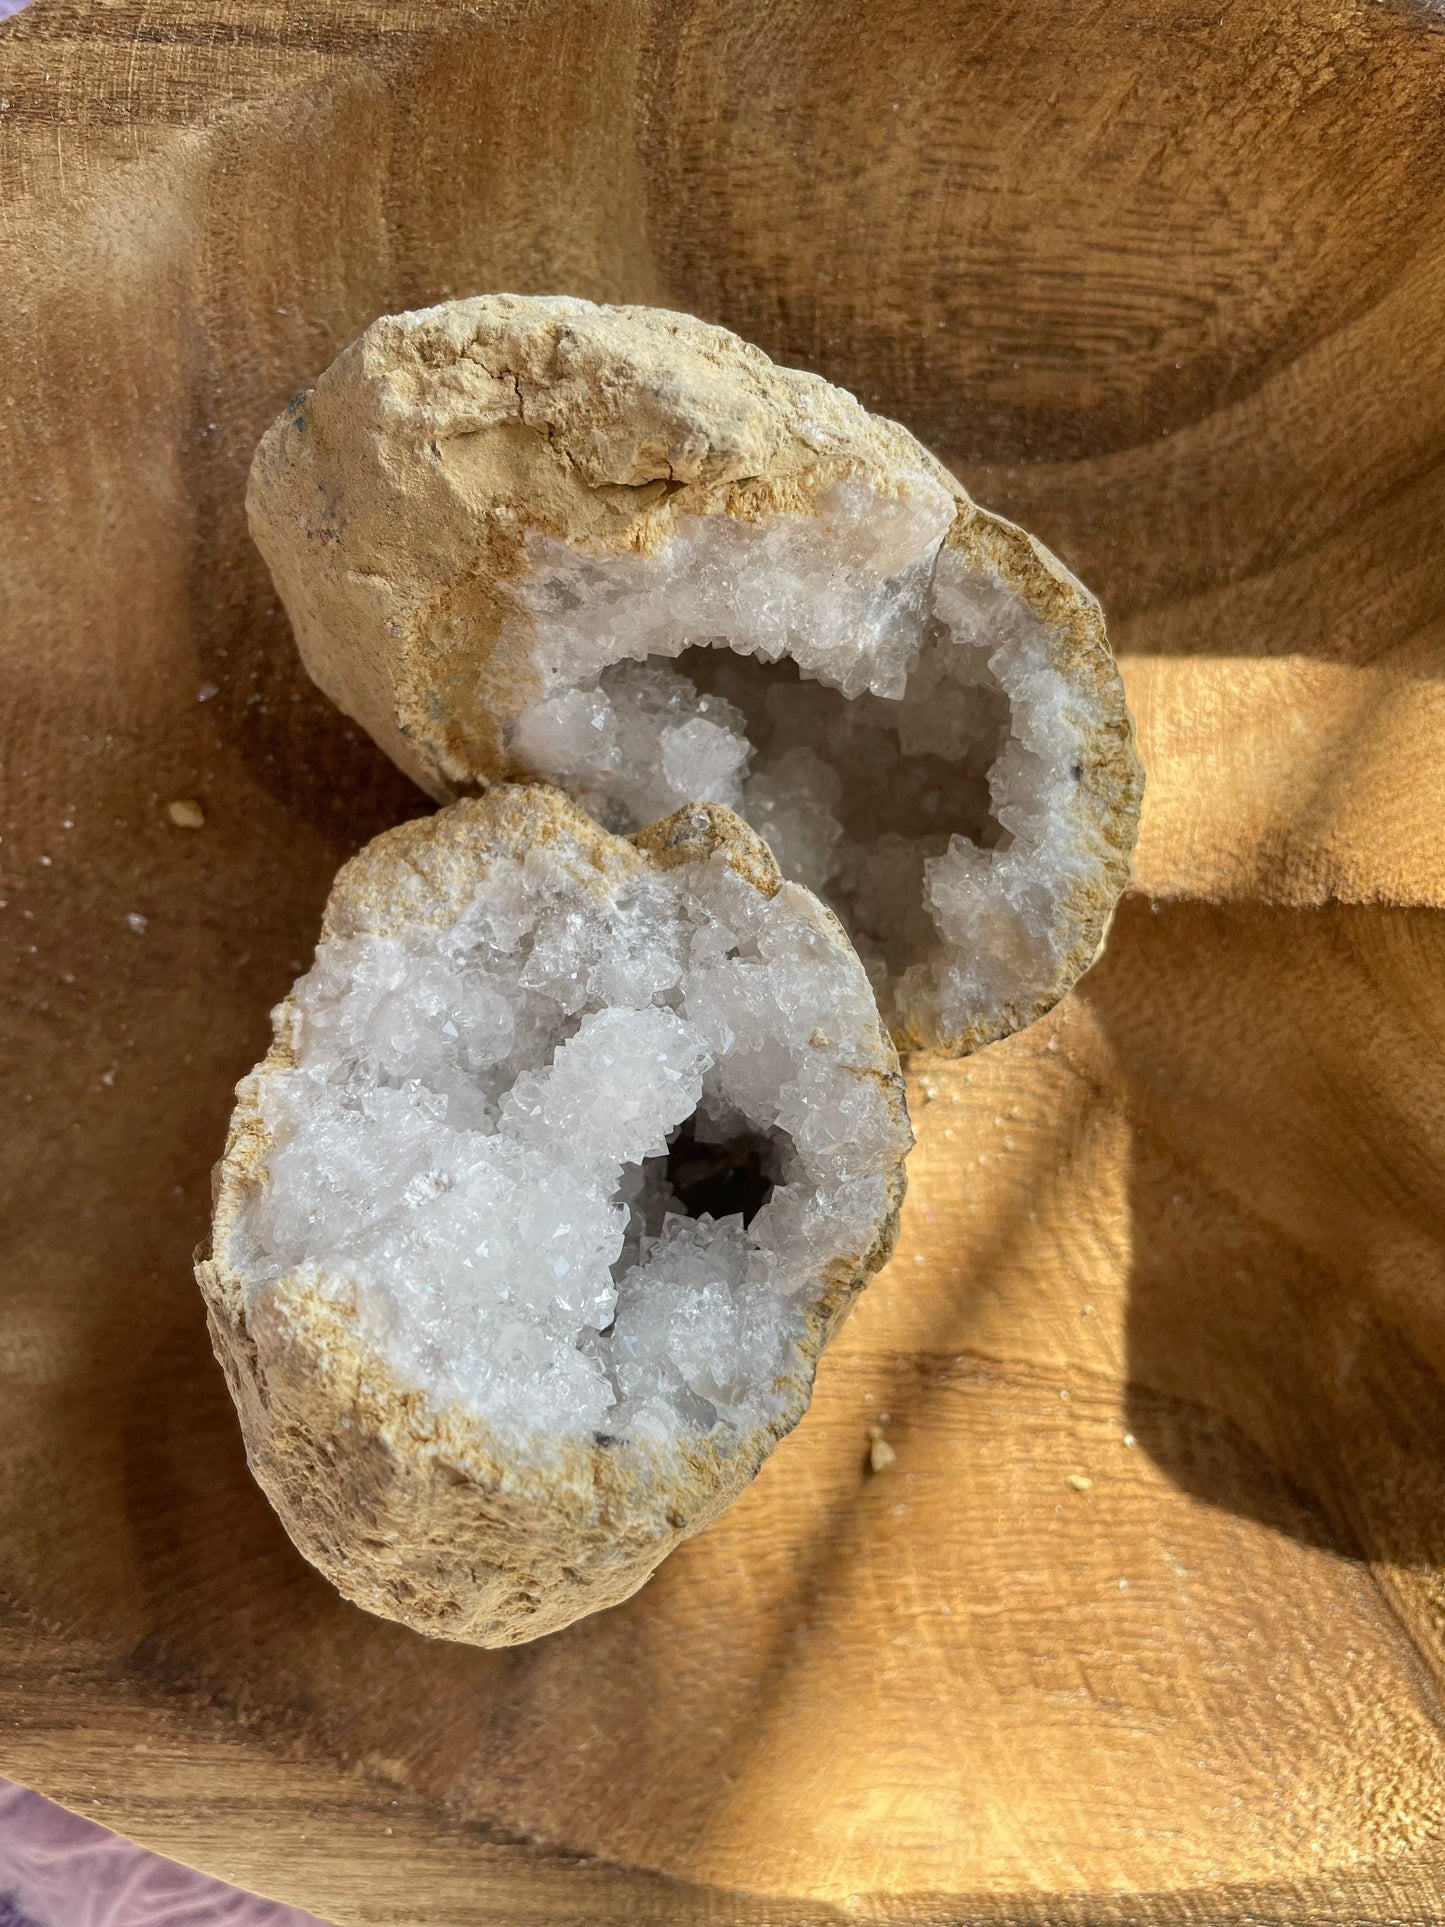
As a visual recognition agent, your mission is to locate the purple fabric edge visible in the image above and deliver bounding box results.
[0,1780,333,1927]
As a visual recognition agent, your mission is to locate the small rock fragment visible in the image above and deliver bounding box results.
[868,1426,897,1474]
[167,799,205,829]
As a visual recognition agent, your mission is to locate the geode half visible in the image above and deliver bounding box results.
[197,785,909,1645]
[248,296,1143,1055]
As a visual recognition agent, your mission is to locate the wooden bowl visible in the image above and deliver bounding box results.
[5,3,1445,1920]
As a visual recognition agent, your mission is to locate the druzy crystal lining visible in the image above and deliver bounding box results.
[229,827,910,1452]
[505,480,1101,1043]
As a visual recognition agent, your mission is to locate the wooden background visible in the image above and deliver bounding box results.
[4,1,1445,1920]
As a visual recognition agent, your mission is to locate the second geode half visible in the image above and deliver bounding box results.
[249,296,1142,1054]
[198,786,909,1645]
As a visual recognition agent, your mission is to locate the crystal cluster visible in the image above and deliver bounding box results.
[505,480,1095,1040]
[231,824,909,1452]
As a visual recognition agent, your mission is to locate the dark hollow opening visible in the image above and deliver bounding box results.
[679,644,1010,852]
[665,1116,778,1227]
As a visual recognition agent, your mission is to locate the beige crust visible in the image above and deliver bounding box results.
[247,295,1143,1053]
[196,784,909,1647]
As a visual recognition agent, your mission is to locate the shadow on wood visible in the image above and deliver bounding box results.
[1083,898,1445,1597]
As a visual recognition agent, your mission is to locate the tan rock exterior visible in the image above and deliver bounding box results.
[247,296,957,798]
[196,785,908,1646]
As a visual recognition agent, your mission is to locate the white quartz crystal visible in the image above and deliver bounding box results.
[514,480,951,702]
[230,832,909,1453]
[504,480,1094,1038]
[511,660,752,833]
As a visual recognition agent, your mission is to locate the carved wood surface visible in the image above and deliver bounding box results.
[4,2,1445,1920]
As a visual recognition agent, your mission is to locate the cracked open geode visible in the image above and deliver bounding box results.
[198,786,909,1646]
[249,295,1142,1055]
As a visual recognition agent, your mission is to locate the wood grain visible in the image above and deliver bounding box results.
[4,1,1445,1920]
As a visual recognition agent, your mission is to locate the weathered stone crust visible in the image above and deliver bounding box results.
[196,785,909,1647]
[248,295,1143,1054]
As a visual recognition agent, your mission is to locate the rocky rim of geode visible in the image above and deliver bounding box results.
[248,295,1143,1058]
[196,785,908,1647]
